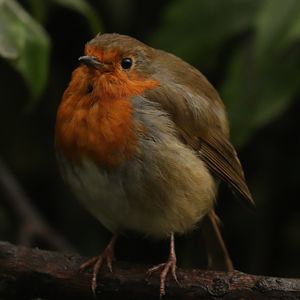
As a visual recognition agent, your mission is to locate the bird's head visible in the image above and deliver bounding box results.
[69,33,159,101]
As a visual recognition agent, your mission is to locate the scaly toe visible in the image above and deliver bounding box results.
[91,255,105,295]
[147,263,165,276]
[79,256,98,273]
[148,261,179,297]
[80,251,114,295]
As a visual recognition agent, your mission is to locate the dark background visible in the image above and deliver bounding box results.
[0,0,299,281]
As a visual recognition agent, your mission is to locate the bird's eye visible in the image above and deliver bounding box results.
[121,57,133,70]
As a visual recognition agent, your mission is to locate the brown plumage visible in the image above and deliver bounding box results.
[55,33,253,296]
[143,49,253,206]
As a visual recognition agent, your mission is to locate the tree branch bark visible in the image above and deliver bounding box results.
[0,241,299,299]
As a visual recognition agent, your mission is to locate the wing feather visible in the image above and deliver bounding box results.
[199,132,254,206]
[178,126,254,207]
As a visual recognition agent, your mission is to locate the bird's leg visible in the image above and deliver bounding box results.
[201,211,233,271]
[148,233,179,297]
[79,234,118,294]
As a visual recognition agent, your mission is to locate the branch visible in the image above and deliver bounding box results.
[0,241,299,299]
[0,158,73,251]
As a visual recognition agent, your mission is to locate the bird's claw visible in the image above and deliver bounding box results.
[79,256,98,273]
[148,259,180,297]
[79,239,116,295]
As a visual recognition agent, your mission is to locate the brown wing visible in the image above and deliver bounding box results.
[178,126,254,207]
[199,131,254,206]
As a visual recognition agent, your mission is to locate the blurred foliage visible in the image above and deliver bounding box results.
[28,0,102,32]
[0,0,299,288]
[225,0,300,145]
[0,0,50,100]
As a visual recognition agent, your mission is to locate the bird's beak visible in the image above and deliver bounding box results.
[78,55,111,72]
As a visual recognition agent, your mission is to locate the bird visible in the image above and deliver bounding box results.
[55,33,253,296]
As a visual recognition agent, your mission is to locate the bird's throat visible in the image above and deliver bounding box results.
[55,87,139,168]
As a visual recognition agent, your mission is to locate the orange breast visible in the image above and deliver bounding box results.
[55,70,140,167]
[55,61,160,167]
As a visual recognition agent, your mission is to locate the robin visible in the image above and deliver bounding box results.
[55,33,253,296]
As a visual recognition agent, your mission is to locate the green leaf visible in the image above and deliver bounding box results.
[255,0,300,60]
[222,43,300,147]
[223,0,300,146]
[0,0,50,100]
[150,0,259,69]
[51,0,102,34]
[27,0,50,24]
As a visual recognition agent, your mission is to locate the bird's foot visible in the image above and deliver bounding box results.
[79,235,118,295]
[147,233,180,297]
[147,258,179,297]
